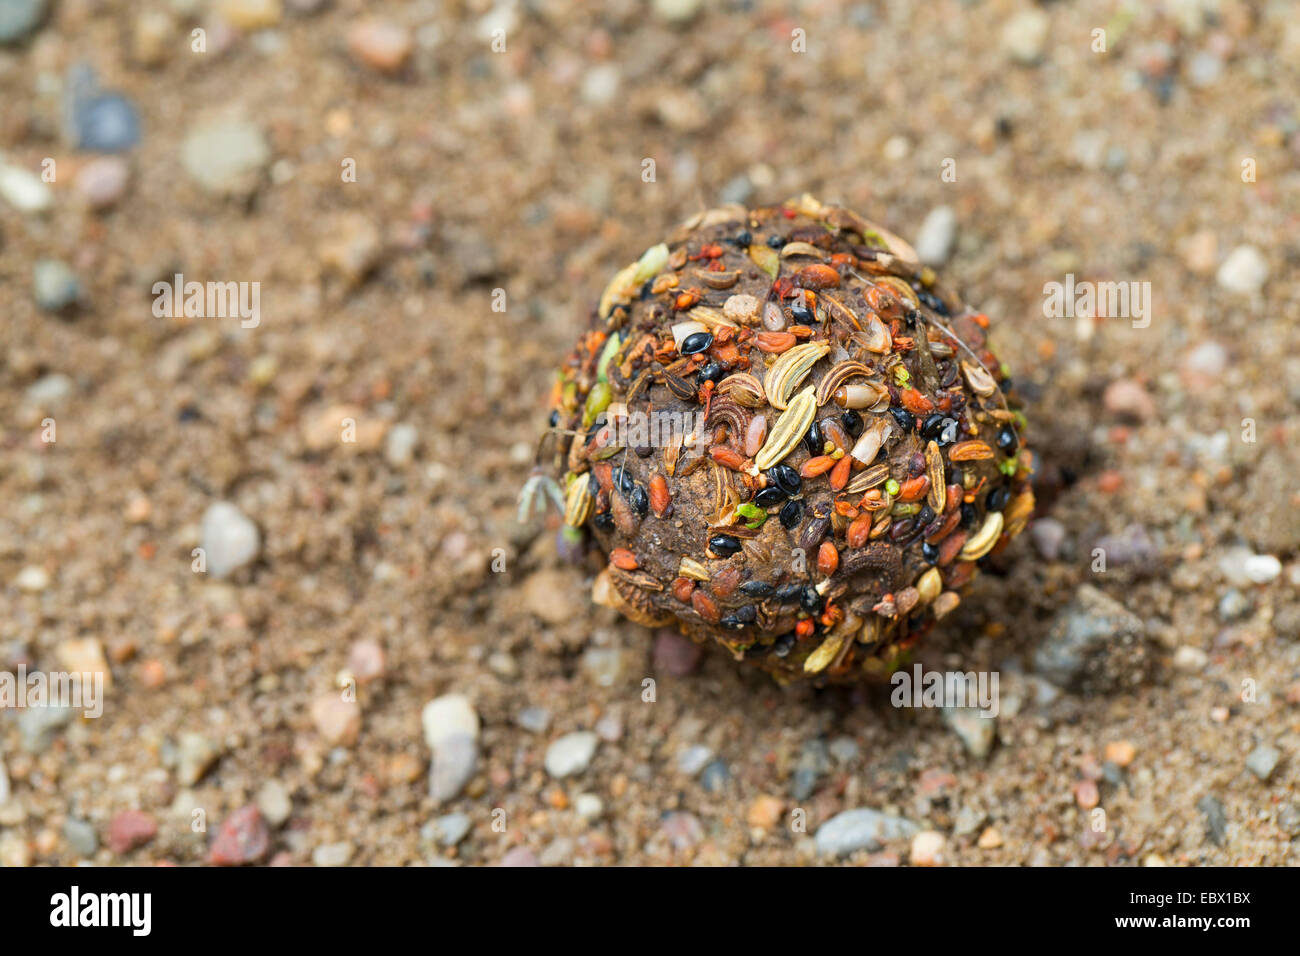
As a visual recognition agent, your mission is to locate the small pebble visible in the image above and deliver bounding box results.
[310,694,360,746]
[347,639,385,683]
[944,707,996,760]
[0,0,47,44]
[699,760,729,793]
[63,817,98,857]
[176,731,220,786]
[422,694,480,803]
[346,18,412,74]
[107,809,157,855]
[499,846,538,867]
[1102,378,1156,421]
[181,116,271,196]
[384,423,419,466]
[653,629,701,676]
[1001,8,1048,65]
[1029,517,1066,560]
[545,731,598,778]
[432,812,471,846]
[1103,740,1136,768]
[574,793,604,820]
[909,830,946,866]
[914,206,957,266]
[75,156,130,209]
[33,260,81,312]
[1277,803,1300,837]
[55,637,111,688]
[74,93,142,152]
[1217,589,1251,622]
[1197,794,1227,846]
[652,0,702,24]
[747,795,783,830]
[200,501,261,579]
[676,745,714,778]
[311,841,354,867]
[15,566,49,592]
[1245,743,1280,782]
[515,706,551,734]
[1173,645,1208,671]
[658,812,703,851]
[0,161,53,213]
[1216,245,1268,294]
[815,808,920,858]
[218,0,283,31]
[1074,779,1100,810]
[977,826,1003,849]
[256,780,292,826]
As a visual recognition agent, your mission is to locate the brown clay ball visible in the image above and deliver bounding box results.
[547,196,1034,683]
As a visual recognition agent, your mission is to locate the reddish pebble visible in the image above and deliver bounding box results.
[108,809,157,855]
[346,19,413,74]
[1074,779,1100,810]
[1097,470,1124,493]
[653,629,702,676]
[210,805,270,865]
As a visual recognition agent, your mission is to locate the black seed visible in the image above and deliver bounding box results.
[921,413,947,439]
[961,502,978,528]
[613,466,635,495]
[755,486,787,508]
[720,615,746,630]
[841,409,864,437]
[697,361,725,384]
[996,427,1018,453]
[987,485,1010,512]
[639,278,655,300]
[775,583,804,602]
[921,541,939,564]
[769,465,802,496]
[740,580,774,597]
[178,405,201,423]
[1000,377,1013,393]
[593,511,614,531]
[889,407,915,432]
[548,409,559,427]
[948,466,964,487]
[917,505,935,526]
[734,230,752,247]
[790,297,815,324]
[681,331,713,355]
[779,498,804,529]
[799,586,822,614]
[803,421,823,456]
[766,234,786,249]
[709,534,742,557]
[773,633,796,657]
[735,604,757,623]
[915,287,948,316]
[629,484,649,516]
[634,445,653,458]
[904,308,921,327]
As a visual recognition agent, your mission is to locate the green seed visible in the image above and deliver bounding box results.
[885,478,900,496]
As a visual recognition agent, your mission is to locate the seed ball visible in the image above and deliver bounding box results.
[547,196,1034,683]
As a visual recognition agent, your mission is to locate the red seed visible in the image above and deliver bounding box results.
[691,590,720,624]
[829,455,852,491]
[795,618,816,639]
[817,541,840,576]
[744,416,768,457]
[795,263,841,289]
[900,388,935,415]
[756,332,796,354]
[672,577,695,603]
[710,445,747,470]
[800,455,836,478]
[897,475,930,502]
[609,548,638,570]
[649,475,671,517]
[846,514,872,548]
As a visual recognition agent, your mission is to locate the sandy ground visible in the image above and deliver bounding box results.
[1,0,1298,866]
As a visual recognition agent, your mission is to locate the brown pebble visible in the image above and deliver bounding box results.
[1074,779,1100,810]
[346,19,413,74]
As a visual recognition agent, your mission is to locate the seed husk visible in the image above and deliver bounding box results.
[717,372,765,407]
[754,386,816,471]
[961,360,998,397]
[960,511,1004,560]
[765,342,831,410]
[686,305,739,330]
[915,567,942,603]
[949,440,995,462]
[663,371,698,401]
[859,313,893,353]
[849,417,892,464]
[924,440,946,513]
[698,270,741,290]
[815,360,874,407]
[748,243,780,279]
[845,462,890,495]
[779,241,826,260]
[562,471,593,522]
[803,632,845,674]
[678,556,711,581]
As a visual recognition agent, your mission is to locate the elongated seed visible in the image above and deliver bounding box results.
[678,556,711,581]
[765,342,831,410]
[803,632,845,674]
[754,386,816,471]
[960,511,1004,560]
[845,462,890,494]
[564,473,594,527]
[925,440,946,513]
[744,415,768,457]
[961,360,997,397]
[915,567,942,603]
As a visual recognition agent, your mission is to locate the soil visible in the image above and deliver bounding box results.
[1,0,1297,867]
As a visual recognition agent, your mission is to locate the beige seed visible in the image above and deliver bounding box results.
[960,511,1004,560]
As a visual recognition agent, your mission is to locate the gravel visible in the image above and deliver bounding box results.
[422,694,480,803]
[32,260,81,312]
[180,116,270,196]
[544,731,598,778]
[815,808,920,858]
[200,502,261,579]
[1216,245,1268,294]
[914,205,957,265]
[1245,744,1280,782]
[1033,584,1153,692]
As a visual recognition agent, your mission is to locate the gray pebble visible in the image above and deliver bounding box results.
[1217,589,1252,623]
[63,817,99,857]
[828,736,860,765]
[914,205,957,266]
[1277,803,1300,838]
[33,260,82,312]
[0,0,46,44]
[515,705,551,734]
[176,732,220,785]
[19,705,75,753]
[1245,743,1280,782]
[699,760,729,794]
[1029,517,1066,561]
[1197,794,1227,847]
[791,739,830,802]
[943,707,996,760]
[429,734,478,804]
[676,745,714,778]
[431,812,471,847]
[75,93,142,152]
[815,808,920,858]
[1033,584,1154,692]
[181,116,271,196]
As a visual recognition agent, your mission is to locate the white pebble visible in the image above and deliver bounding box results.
[1216,245,1268,294]
[384,423,419,466]
[1242,553,1281,584]
[421,694,480,749]
[545,731,598,778]
[914,206,957,266]
[15,566,49,592]
[0,161,53,214]
[200,502,261,579]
